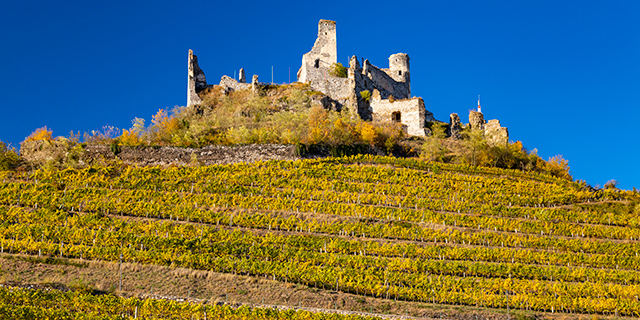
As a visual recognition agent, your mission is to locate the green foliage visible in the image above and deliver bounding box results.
[0,141,20,171]
[109,142,121,155]
[421,123,448,161]
[360,90,371,102]
[329,62,347,78]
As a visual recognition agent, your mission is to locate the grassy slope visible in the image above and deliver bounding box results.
[0,155,639,319]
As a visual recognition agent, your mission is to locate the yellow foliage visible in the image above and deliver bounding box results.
[150,109,181,144]
[120,128,141,146]
[546,155,572,181]
[359,122,377,145]
[306,105,330,144]
[24,126,53,142]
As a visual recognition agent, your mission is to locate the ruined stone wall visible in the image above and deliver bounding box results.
[360,60,410,100]
[219,75,251,92]
[369,90,434,137]
[82,144,300,166]
[347,56,412,120]
[309,76,351,100]
[485,119,509,146]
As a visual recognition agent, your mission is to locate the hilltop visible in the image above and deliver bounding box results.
[10,80,572,183]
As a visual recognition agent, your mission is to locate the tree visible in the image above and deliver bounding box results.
[546,155,572,180]
[421,123,448,161]
[462,128,488,166]
[149,109,181,144]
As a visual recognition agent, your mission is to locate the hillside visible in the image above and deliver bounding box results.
[1,155,639,319]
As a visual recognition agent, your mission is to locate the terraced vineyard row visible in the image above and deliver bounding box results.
[0,286,377,320]
[1,155,639,317]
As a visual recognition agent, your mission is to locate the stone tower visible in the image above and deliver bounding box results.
[389,54,410,80]
[297,19,337,83]
[388,53,411,98]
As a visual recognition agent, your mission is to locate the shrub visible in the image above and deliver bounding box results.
[120,128,141,146]
[604,179,619,189]
[358,122,377,145]
[0,141,20,170]
[24,126,53,142]
[149,108,181,144]
[360,90,371,102]
[546,155,572,180]
[329,62,347,78]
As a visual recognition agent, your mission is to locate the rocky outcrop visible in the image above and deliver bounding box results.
[469,111,485,131]
[449,113,462,139]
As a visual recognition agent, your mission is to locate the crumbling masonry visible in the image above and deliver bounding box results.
[187,19,507,141]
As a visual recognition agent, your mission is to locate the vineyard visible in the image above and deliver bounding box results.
[1,154,639,319]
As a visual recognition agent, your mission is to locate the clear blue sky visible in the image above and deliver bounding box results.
[1,0,638,189]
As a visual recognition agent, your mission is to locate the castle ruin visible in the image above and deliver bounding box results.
[187,19,508,142]
[296,20,435,136]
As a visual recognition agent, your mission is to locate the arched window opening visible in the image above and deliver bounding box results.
[398,71,402,75]
[314,59,320,68]
[392,111,401,123]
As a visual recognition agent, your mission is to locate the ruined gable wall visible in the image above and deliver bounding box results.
[187,49,205,106]
[187,49,215,106]
[369,90,434,137]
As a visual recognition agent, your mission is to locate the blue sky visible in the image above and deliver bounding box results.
[1,0,638,189]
